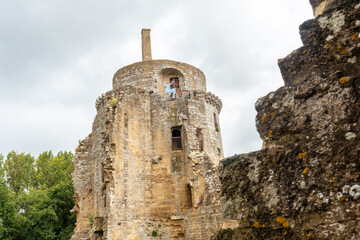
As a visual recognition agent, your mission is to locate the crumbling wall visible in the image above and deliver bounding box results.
[213,0,360,239]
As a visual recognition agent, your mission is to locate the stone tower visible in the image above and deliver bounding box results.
[71,29,223,240]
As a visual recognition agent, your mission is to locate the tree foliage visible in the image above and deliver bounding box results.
[4,152,35,195]
[0,154,5,179]
[0,151,75,240]
[0,179,16,239]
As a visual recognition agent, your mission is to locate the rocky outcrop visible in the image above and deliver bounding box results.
[213,0,360,239]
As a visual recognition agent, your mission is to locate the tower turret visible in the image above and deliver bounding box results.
[71,29,224,240]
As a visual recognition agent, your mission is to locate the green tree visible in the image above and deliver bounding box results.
[35,151,73,189]
[48,180,76,240]
[34,151,54,188]
[0,154,5,180]
[4,151,35,195]
[2,150,75,240]
[13,189,58,240]
[41,151,75,239]
[0,179,16,239]
[14,151,76,240]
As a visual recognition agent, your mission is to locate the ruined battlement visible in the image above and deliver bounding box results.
[205,92,223,113]
[95,88,223,114]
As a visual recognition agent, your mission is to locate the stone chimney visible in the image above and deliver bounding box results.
[141,29,152,61]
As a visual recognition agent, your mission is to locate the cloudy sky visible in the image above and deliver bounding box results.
[0,0,314,158]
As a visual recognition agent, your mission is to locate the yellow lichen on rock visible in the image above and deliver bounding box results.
[262,113,268,122]
[298,152,307,159]
[339,76,350,84]
[276,216,287,224]
[269,130,273,137]
[352,33,360,41]
[336,46,347,54]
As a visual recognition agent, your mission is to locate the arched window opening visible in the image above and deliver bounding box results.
[196,129,204,152]
[172,128,182,150]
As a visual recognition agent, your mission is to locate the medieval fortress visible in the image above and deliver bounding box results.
[71,29,224,239]
[71,1,360,238]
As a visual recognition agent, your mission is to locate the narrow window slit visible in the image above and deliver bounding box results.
[185,184,193,209]
[196,129,204,152]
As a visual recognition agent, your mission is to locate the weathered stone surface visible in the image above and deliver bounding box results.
[213,0,360,239]
[71,31,224,239]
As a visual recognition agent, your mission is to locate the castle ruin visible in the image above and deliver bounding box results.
[71,1,360,239]
[71,29,223,240]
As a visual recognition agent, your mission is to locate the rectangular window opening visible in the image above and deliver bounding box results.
[172,127,182,150]
[170,77,179,89]
[182,90,190,99]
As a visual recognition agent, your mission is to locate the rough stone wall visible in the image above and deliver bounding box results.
[71,136,94,238]
[112,60,206,93]
[213,0,360,239]
[72,59,223,240]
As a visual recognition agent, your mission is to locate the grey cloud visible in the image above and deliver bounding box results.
[0,0,314,157]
